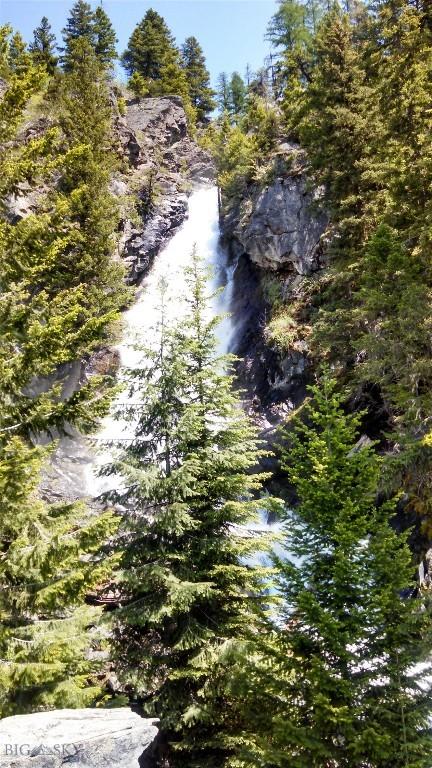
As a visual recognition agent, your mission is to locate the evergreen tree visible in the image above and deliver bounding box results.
[216,71,231,113]
[60,0,94,70]
[121,9,178,81]
[225,373,432,767]
[181,36,215,121]
[0,33,128,450]
[229,71,247,120]
[0,438,118,716]
[0,25,42,138]
[29,16,58,74]
[0,37,120,715]
[106,254,276,766]
[93,5,117,68]
[267,0,313,51]
[8,32,29,75]
[297,5,377,235]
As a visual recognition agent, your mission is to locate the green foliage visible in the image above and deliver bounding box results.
[229,71,247,121]
[128,71,149,98]
[216,72,231,112]
[213,121,258,198]
[297,5,377,236]
[243,94,280,152]
[0,26,128,715]
[222,372,432,767]
[0,26,44,142]
[93,6,117,68]
[121,10,201,128]
[121,9,178,81]
[279,0,432,519]
[106,254,277,766]
[29,16,58,74]
[60,0,94,70]
[216,71,247,122]
[0,437,119,716]
[181,36,215,121]
[60,0,117,71]
[267,0,317,50]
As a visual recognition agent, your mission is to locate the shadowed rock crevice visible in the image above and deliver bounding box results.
[222,149,327,413]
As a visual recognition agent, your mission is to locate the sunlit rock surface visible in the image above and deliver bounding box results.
[0,709,158,768]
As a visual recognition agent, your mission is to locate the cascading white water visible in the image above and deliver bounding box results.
[85,185,237,498]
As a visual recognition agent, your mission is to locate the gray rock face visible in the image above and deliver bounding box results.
[222,153,327,410]
[115,96,215,283]
[0,709,158,768]
[239,177,327,273]
[124,96,188,146]
[229,251,310,412]
[225,175,327,275]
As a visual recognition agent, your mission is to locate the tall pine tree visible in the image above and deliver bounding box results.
[29,16,58,74]
[181,36,215,121]
[121,9,179,82]
[0,438,119,716]
[0,30,120,717]
[60,0,95,71]
[223,373,432,767]
[105,254,276,766]
[93,5,117,68]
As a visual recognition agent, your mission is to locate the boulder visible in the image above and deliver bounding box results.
[0,709,158,768]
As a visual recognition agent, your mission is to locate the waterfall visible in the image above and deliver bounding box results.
[85,185,236,497]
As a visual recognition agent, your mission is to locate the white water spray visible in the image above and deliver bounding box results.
[85,185,236,497]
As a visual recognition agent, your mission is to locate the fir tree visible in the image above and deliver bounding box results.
[29,16,58,74]
[297,5,376,234]
[60,0,95,71]
[229,71,247,120]
[8,32,29,75]
[0,33,128,444]
[0,26,42,139]
[0,23,123,717]
[216,71,231,113]
[181,36,215,121]
[0,438,119,716]
[121,9,178,82]
[106,254,276,766]
[93,5,117,68]
[226,373,432,767]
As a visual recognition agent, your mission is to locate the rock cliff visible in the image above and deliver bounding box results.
[115,95,214,283]
[221,144,328,415]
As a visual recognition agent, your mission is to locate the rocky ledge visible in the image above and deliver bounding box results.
[222,144,327,276]
[115,95,215,282]
[0,709,158,768]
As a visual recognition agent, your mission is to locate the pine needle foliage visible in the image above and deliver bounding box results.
[226,372,432,767]
[0,25,124,716]
[105,252,278,766]
[0,438,119,717]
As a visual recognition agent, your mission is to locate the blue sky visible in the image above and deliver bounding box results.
[1,0,278,88]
